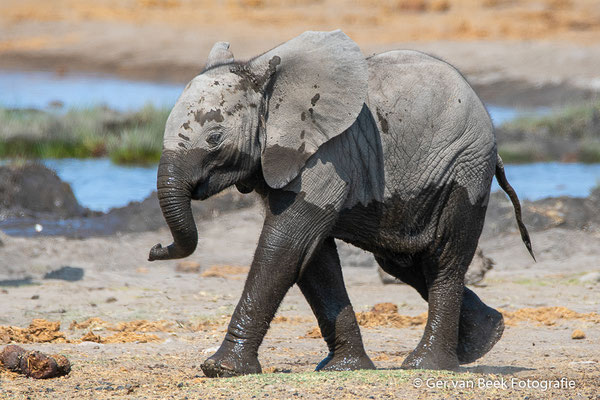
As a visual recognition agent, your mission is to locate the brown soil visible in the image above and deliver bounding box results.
[302,326,323,339]
[501,306,600,326]
[0,320,66,344]
[356,303,428,329]
[0,195,599,398]
[87,332,162,344]
[4,305,596,346]
[1,1,600,106]
[69,318,175,333]
[200,265,250,278]
[175,260,202,273]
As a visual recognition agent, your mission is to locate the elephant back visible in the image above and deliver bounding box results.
[365,50,496,204]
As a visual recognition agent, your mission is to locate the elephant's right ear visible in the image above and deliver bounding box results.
[248,30,368,189]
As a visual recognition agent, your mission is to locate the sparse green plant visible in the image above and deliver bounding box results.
[577,140,600,163]
[0,104,170,164]
[500,101,600,140]
[498,142,547,163]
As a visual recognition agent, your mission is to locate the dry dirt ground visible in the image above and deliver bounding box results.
[0,201,599,399]
[1,0,600,106]
[1,1,600,398]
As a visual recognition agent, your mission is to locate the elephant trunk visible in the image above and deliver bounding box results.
[148,153,198,261]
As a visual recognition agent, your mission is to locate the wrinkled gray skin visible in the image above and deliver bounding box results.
[148,31,534,376]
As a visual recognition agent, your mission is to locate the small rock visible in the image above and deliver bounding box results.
[35,224,43,233]
[579,272,600,284]
[202,346,220,354]
[571,329,586,339]
[106,297,117,303]
[465,248,494,285]
[176,261,202,273]
[570,360,596,365]
[31,295,40,300]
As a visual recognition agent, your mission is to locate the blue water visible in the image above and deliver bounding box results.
[35,159,600,212]
[0,70,546,125]
[0,70,183,111]
[42,159,157,212]
[491,162,600,199]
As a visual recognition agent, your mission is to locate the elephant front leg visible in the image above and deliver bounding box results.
[201,232,301,377]
[297,237,375,372]
[201,190,344,378]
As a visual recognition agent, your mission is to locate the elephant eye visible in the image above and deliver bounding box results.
[206,132,223,147]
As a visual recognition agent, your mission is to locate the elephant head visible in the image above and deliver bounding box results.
[148,30,368,261]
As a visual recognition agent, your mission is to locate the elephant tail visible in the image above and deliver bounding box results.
[495,154,536,261]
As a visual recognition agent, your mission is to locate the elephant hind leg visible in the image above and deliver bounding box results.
[298,237,375,372]
[375,255,504,365]
[456,289,504,364]
[400,248,465,370]
[377,187,503,369]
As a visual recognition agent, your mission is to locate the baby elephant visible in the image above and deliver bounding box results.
[148,30,534,376]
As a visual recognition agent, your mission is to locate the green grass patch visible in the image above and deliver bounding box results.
[191,369,487,398]
[498,144,548,163]
[500,101,600,140]
[497,101,600,163]
[3,101,600,165]
[514,278,549,286]
[577,141,600,163]
[0,104,169,165]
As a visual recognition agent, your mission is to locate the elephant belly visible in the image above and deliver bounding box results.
[332,187,445,258]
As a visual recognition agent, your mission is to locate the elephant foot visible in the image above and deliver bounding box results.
[457,290,505,365]
[315,350,376,372]
[401,345,459,371]
[201,349,262,378]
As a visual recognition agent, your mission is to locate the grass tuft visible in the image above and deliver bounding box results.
[0,104,169,165]
[496,101,600,163]
[502,101,600,140]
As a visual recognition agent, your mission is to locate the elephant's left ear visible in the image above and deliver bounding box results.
[206,41,234,69]
[248,30,368,189]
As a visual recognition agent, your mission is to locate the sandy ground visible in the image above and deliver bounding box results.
[0,202,599,399]
[1,0,600,106]
[1,1,600,397]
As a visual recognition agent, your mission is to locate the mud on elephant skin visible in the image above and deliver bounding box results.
[148,30,534,375]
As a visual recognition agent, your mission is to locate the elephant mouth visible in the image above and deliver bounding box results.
[191,179,210,200]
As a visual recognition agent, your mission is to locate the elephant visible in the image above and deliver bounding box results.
[148,30,534,376]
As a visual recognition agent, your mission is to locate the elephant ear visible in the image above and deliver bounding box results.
[206,41,234,69]
[249,30,368,189]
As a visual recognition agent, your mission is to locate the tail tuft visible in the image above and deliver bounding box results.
[495,155,536,261]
